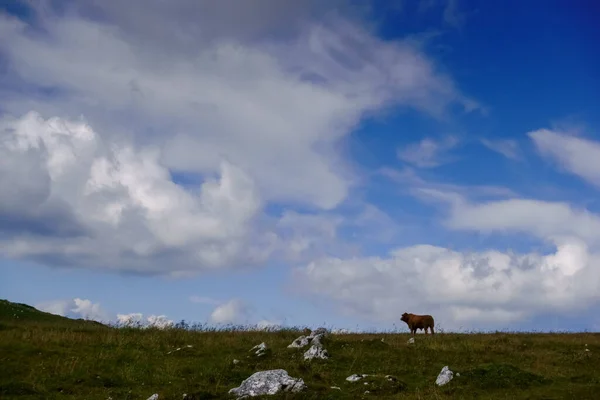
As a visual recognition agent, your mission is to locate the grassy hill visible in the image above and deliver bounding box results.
[1,299,599,399]
[0,299,108,328]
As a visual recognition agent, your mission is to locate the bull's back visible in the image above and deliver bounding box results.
[410,314,434,326]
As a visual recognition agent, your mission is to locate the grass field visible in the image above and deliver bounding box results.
[1,299,599,399]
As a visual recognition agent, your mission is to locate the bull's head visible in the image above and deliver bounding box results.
[400,312,409,322]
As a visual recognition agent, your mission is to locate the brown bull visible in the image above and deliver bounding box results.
[400,312,435,335]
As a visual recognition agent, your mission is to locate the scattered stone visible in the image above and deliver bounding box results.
[310,333,324,347]
[348,375,407,395]
[289,328,330,360]
[167,345,193,355]
[346,374,368,382]
[287,336,310,348]
[233,359,240,364]
[228,369,306,399]
[312,327,328,336]
[147,394,159,400]
[287,328,327,349]
[364,390,370,394]
[331,386,341,390]
[250,342,268,357]
[304,344,329,360]
[436,366,454,386]
[407,337,415,344]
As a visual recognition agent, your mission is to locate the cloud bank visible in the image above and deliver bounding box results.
[0,1,476,276]
[36,298,109,322]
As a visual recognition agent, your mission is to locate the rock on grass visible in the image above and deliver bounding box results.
[228,369,306,399]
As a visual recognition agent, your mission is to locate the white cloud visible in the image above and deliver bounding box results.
[189,295,220,305]
[0,2,478,211]
[209,299,249,325]
[397,136,459,168]
[116,312,174,329]
[255,319,282,330]
[294,237,600,330]
[146,315,174,329]
[480,138,520,160]
[0,110,399,273]
[529,128,600,188]
[116,313,144,326]
[0,1,479,275]
[444,197,600,245]
[0,112,270,274]
[36,298,109,322]
[299,139,600,329]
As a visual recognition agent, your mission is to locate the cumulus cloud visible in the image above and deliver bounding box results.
[0,112,271,274]
[254,319,283,330]
[116,312,174,329]
[209,299,250,325]
[146,315,175,329]
[0,112,403,274]
[116,313,144,326]
[36,298,108,322]
[294,237,600,330]
[397,136,459,168]
[295,128,600,329]
[0,0,479,275]
[0,1,477,208]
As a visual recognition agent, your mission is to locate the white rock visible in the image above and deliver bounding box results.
[346,374,368,382]
[407,337,415,344]
[228,369,306,399]
[288,328,326,349]
[304,344,329,360]
[250,342,268,357]
[435,366,454,386]
[147,395,159,400]
[308,327,327,336]
[233,359,240,364]
[310,333,324,346]
[287,335,310,348]
[331,386,341,390]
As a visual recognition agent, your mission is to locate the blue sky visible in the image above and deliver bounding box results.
[1,0,599,333]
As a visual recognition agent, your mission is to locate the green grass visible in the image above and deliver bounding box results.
[1,299,599,399]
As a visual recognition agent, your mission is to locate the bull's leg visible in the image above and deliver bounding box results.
[431,326,435,335]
